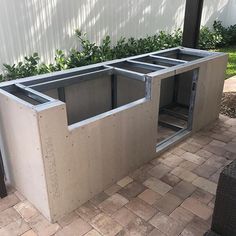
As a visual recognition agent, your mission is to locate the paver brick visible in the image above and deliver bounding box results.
[28,214,60,236]
[90,192,109,206]
[170,206,194,225]
[129,164,154,181]
[0,194,19,212]
[84,229,102,236]
[76,201,101,222]
[138,189,162,205]
[57,211,78,228]
[191,188,214,204]
[190,135,213,146]
[117,217,154,235]
[14,200,39,222]
[149,212,184,236]
[204,157,223,169]
[117,176,133,187]
[209,140,226,147]
[160,173,181,187]
[209,169,222,183]
[112,207,136,227]
[182,152,205,165]
[55,218,91,236]
[181,142,202,153]
[90,213,122,236]
[148,164,171,179]
[224,141,236,154]
[118,181,146,200]
[195,149,212,159]
[180,217,210,236]
[224,151,236,160]
[179,161,198,171]
[171,147,186,156]
[171,167,198,182]
[0,207,21,228]
[193,163,218,179]
[169,181,196,200]
[159,154,184,168]
[192,177,217,195]
[22,229,38,236]
[0,218,30,236]
[143,177,172,195]
[148,228,167,236]
[203,144,226,156]
[153,193,182,215]
[125,198,156,221]
[104,184,121,196]
[210,133,232,143]
[181,197,213,220]
[14,191,26,201]
[98,193,128,216]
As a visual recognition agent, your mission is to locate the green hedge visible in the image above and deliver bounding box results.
[1,21,235,81]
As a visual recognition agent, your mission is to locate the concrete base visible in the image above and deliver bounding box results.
[0,47,228,221]
[224,76,236,92]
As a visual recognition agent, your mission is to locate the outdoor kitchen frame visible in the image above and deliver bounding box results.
[0,47,218,149]
[0,47,227,221]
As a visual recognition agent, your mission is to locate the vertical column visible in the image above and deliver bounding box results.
[111,74,117,109]
[182,0,204,48]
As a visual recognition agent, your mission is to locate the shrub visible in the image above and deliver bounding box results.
[198,26,223,49]
[0,21,235,81]
[3,53,41,80]
[0,29,182,80]
[213,21,236,46]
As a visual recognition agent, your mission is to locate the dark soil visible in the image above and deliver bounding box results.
[220,92,236,118]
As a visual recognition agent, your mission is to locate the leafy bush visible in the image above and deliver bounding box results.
[3,53,41,80]
[198,26,223,49]
[0,29,182,80]
[213,21,236,46]
[199,21,236,49]
[0,21,235,81]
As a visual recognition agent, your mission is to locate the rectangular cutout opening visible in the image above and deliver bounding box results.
[156,69,198,147]
[5,84,50,105]
[109,61,156,74]
[38,73,147,125]
[156,49,203,61]
[134,55,185,67]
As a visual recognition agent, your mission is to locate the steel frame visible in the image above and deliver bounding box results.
[0,48,220,148]
[157,67,199,151]
[0,47,220,106]
[0,47,224,198]
[160,108,188,121]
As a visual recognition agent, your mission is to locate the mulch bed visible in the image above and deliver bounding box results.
[220,92,236,118]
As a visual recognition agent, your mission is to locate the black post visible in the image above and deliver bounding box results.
[111,74,117,109]
[0,151,7,198]
[182,0,204,48]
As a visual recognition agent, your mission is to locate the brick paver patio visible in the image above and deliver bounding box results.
[1,115,236,236]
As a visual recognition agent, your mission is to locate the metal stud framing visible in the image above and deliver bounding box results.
[0,47,221,198]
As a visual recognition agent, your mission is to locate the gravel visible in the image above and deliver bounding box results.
[220,92,236,118]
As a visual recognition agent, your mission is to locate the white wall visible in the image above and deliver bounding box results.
[0,0,235,72]
[202,0,236,27]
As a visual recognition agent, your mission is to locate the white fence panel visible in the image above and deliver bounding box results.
[0,0,235,72]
